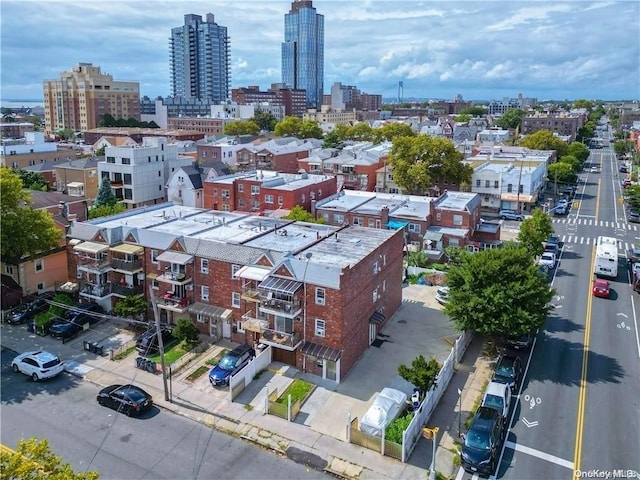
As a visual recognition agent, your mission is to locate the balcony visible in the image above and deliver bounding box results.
[260,328,300,350]
[155,292,191,313]
[241,311,268,332]
[76,255,111,272]
[80,282,110,298]
[241,284,261,302]
[259,296,302,317]
[111,258,143,272]
[156,271,192,285]
[111,283,143,297]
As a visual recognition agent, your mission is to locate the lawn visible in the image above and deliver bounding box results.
[148,341,192,364]
[185,349,229,382]
[276,378,314,405]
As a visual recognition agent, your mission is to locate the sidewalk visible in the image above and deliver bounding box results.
[80,335,492,479]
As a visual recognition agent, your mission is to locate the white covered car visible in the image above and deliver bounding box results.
[359,387,408,436]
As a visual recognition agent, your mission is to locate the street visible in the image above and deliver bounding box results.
[0,347,330,480]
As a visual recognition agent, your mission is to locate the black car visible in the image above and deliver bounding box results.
[97,384,153,416]
[209,344,255,386]
[135,326,174,356]
[506,332,535,350]
[49,303,101,340]
[460,406,506,476]
[6,293,54,325]
[492,355,523,392]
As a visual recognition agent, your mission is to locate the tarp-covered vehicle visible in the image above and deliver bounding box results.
[359,387,408,436]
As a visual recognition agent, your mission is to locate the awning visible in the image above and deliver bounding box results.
[156,251,193,265]
[243,317,269,333]
[258,276,302,295]
[188,303,232,320]
[500,193,537,203]
[67,181,84,188]
[369,311,386,324]
[424,231,444,241]
[74,241,109,254]
[236,265,270,282]
[110,243,143,255]
[301,341,342,362]
[386,220,409,229]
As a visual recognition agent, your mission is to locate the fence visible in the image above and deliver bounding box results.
[109,338,137,360]
[169,342,209,374]
[266,386,305,421]
[348,330,474,463]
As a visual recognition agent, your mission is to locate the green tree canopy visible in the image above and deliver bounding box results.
[517,209,554,257]
[252,111,278,132]
[172,318,200,344]
[459,106,488,117]
[388,135,472,195]
[559,154,581,173]
[494,109,525,130]
[1,437,99,480]
[95,145,106,156]
[548,162,577,186]
[17,170,49,191]
[567,142,590,164]
[298,119,324,139]
[88,203,126,220]
[274,116,323,139]
[444,245,554,338]
[0,168,61,260]
[623,185,640,211]
[454,114,472,123]
[281,205,325,223]
[397,355,441,398]
[113,294,148,319]
[223,120,260,136]
[348,122,374,141]
[519,129,569,158]
[373,122,415,143]
[94,176,117,208]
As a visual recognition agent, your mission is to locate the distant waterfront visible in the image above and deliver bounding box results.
[1,99,44,109]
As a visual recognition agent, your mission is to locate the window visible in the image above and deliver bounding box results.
[507,184,513,193]
[453,214,463,226]
[334,214,344,224]
[201,259,209,274]
[485,180,490,188]
[436,212,442,222]
[121,157,131,165]
[353,217,363,226]
[519,184,524,194]
[232,292,240,308]
[124,188,133,200]
[372,288,379,302]
[236,320,245,333]
[212,188,218,197]
[237,184,244,193]
[494,180,499,188]
[106,156,115,163]
[264,194,274,204]
[315,319,326,337]
[5,265,13,274]
[476,179,481,187]
[37,282,45,290]
[222,204,230,212]
[123,173,132,185]
[408,223,421,234]
[277,196,283,206]
[373,261,379,274]
[201,286,209,301]
[152,279,159,290]
[231,264,240,279]
[251,185,260,196]
[151,249,159,264]
[449,238,460,247]
[315,287,325,305]
[34,259,43,272]
[383,279,387,292]
[158,171,161,177]
[368,219,376,228]
[222,189,230,199]
[196,313,206,324]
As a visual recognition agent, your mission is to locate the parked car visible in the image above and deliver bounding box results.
[460,406,505,476]
[135,326,174,356]
[498,210,524,221]
[435,286,450,305]
[538,252,556,269]
[49,303,101,340]
[619,163,629,173]
[11,351,64,381]
[628,210,640,223]
[590,166,599,173]
[554,205,568,216]
[506,331,535,350]
[627,245,640,264]
[96,384,153,416]
[5,292,55,325]
[492,355,523,392]
[359,387,408,436]
[209,344,255,387]
[481,381,512,418]
[559,186,575,197]
[592,279,610,299]
[622,179,632,188]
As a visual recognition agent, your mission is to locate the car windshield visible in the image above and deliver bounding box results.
[218,356,237,370]
[465,430,490,450]
[483,394,504,411]
[496,362,514,377]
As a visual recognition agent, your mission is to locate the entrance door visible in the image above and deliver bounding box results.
[326,360,337,381]
[222,318,231,338]
[369,323,377,345]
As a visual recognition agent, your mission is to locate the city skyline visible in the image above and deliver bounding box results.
[1,1,638,103]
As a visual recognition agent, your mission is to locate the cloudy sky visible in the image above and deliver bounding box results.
[1,1,638,103]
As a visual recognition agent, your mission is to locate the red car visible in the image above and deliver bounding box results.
[622,179,632,188]
[592,279,610,298]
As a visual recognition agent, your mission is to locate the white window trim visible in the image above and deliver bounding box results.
[315,287,325,306]
[232,292,240,308]
[314,318,326,337]
[201,286,210,301]
[201,259,209,274]
[231,264,240,279]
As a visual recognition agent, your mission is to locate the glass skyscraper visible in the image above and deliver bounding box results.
[281,1,324,110]
[170,13,230,103]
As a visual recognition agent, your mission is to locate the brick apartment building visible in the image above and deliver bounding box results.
[232,84,307,118]
[84,128,205,145]
[235,138,316,173]
[65,204,404,382]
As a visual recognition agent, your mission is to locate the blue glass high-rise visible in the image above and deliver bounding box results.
[281,1,324,110]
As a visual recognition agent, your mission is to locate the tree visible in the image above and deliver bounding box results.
[94,176,117,207]
[322,129,341,148]
[614,140,632,156]
[172,318,200,345]
[223,120,260,136]
[34,293,74,333]
[388,135,472,195]
[517,209,554,257]
[281,205,325,223]
[0,168,61,260]
[398,355,441,398]
[1,437,99,480]
[459,106,487,117]
[88,203,126,219]
[558,154,581,173]
[374,122,415,143]
[113,294,148,319]
[494,109,525,130]
[94,145,106,156]
[274,116,303,137]
[443,245,554,338]
[548,162,577,186]
[623,185,640,211]
[573,99,594,111]
[519,130,569,158]
[567,142,590,164]
[298,119,323,139]
[252,111,278,132]
[57,128,76,141]
[454,114,472,123]
[98,113,117,127]
[17,170,49,191]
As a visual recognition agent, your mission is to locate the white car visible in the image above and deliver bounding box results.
[435,286,450,305]
[11,351,64,381]
[481,381,512,417]
[590,166,598,173]
[538,252,556,269]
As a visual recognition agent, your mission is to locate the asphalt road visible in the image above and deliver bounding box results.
[0,348,330,480]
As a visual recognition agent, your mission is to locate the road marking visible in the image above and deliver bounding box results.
[455,467,465,480]
[632,295,640,359]
[617,312,629,318]
[505,441,574,470]
[521,417,539,428]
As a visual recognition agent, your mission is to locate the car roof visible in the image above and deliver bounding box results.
[472,406,501,430]
[594,279,609,286]
[486,381,508,396]
[229,344,252,356]
[33,351,58,362]
[498,354,518,366]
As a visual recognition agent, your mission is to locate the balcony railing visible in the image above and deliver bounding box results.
[80,283,110,298]
[111,284,144,297]
[259,295,301,316]
[111,258,143,272]
[260,327,300,349]
[156,272,192,285]
[76,255,110,270]
[241,285,261,302]
[154,293,191,313]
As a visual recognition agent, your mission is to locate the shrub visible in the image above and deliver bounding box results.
[385,413,413,443]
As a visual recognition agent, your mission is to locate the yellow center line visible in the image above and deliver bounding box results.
[573,245,596,475]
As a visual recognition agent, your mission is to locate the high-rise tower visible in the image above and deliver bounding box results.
[281,1,324,110]
[170,13,230,103]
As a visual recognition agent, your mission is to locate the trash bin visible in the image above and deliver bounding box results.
[84,340,92,351]
[94,344,104,356]
[135,357,145,369]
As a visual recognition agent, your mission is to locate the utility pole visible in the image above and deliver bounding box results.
[148,285,170,402]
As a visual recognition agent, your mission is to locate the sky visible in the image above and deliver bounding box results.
[1,0,638,103]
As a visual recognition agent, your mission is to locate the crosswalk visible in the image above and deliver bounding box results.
[559,235,635,252]
[552,217,639,231]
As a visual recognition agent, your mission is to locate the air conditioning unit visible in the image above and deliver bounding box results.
[185,284,194,291]
[295,316,302,322]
